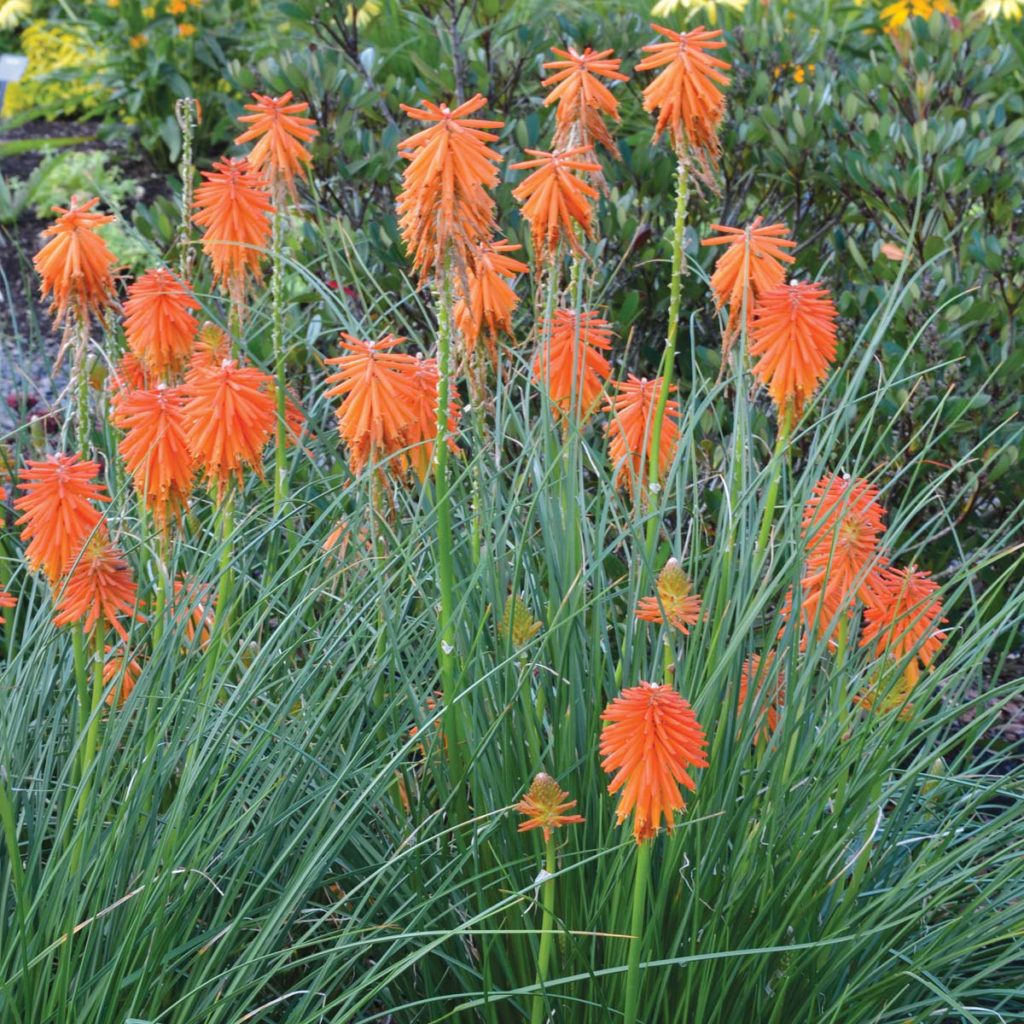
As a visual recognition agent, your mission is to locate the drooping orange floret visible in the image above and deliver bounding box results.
[738,652,785,742]
[103,645,143,707]
[122,268,200,378]
[542,45,628,160]
[0,590,15,624]
[172,575,215,651]
[533,308,613,421]
[702,218,796,355]
[860,566,947,689]
[399,356,461,484]
[799,474,888,637]
[453,239,528,359]
[750,281,838,419]
[635,558,702,634]
[605,375,680,499]
[14,454,109,583]
[182,358,277,497]
[511,148,601,260]
[192,157,274,304]
[52,529,143,642]
[235,91,318,193]
[635,25,730,181]
[600,682,708,843]
[515,772,585,841]
[396,94,504,284]
[33,196,118,329]
[117,385,195,526]
[324,333,421,476]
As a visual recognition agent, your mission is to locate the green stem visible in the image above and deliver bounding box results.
[434,269,464,789]
[75,628,105,828]
[175,98,198,282]
[623,839,653,1024]
[756,402,794,556]
[271,193,288,516]
[644,160,688,561]
[530,835,558,1024]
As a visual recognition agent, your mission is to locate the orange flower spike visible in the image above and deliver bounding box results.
[192,157,274,303]
[454,239,529,358]
[14,454,109,584]
[750,281,838,420]
[0,590,15,624]
[542,45,628,158]
[33,196,118,328]
[323,334,421,476]
[235,91,318,194]
[516,773,585,841]
[600,682,708,843]
[182,358,277,498]
[511,148,601,260]
[605,375,681,499]
[860,566,947,688]
[117,385,195,526]
[533,308,613,421]
[123,268,200,378]
[53,530,143,642]
[702,218,797,351]
[103,646,144,707]
[396,94,504,283]
[401,356,461,484]
[635,25,730,174]
[635,558,703,635]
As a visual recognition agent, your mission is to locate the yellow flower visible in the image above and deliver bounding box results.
[342,0,380,28]
[0,0,31,31]
[142,4,156,17]
[880,0,955,31]
[168,0,186,13]
[793,65,806,83]
[651,0,746,21]
[107,0,120,7]
[980,0,1022,17]
[129,32,147,48]
[177,21,195,36]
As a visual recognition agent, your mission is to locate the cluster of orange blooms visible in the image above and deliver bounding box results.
[5,22,951,853]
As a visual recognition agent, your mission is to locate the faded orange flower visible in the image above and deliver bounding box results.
[453,239,528,359]
[702,218,796,357]
[103,646,144,707]
[122,268,200,378]
[516,772,585,841]
[396,94,503,284]
[738,652,785,742]
[542,45,628,161]
[172,575,215,650]
[182,358,276,497]
[190,321,232,370]
[235,91,318,194]
[600,682,708,843]
[605,375,680,499]
[860,566,947,689]
[635,558,702,634]
[14,454,109,583]
[324,334,420,477]
[34,196,118,329]
[750,281,838,419]
[635,25,730,181]
[192,157,274,304]
[52,529,143,642]
[533,308,613,421]
[511,147,601,260]
[117,385,195,526]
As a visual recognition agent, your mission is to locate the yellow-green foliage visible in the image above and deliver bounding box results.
[2,20,106,119]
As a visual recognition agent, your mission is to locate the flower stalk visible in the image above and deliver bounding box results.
[531,834,558,1024]
[623,837,652,1024]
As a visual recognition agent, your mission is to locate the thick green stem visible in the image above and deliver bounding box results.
[271,194,288,516]
[75,628,105,829]
[530,835,558,1024]
[175,98,199,282]
[434,270,464,787]
[645,160,688,561]
[756,402,794,556]
[623,839,653,1024]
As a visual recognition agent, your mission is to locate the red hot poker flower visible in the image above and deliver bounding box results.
[635,558,702,635]
[235,91,318,194]
[515,772,585,841]
[533,308,613,422]
[122,268,200,379]
[605,375,681,500]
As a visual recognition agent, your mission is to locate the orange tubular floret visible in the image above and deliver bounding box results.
[123,268,200,378]
[600,682,708,843]
[13,454,109,584]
